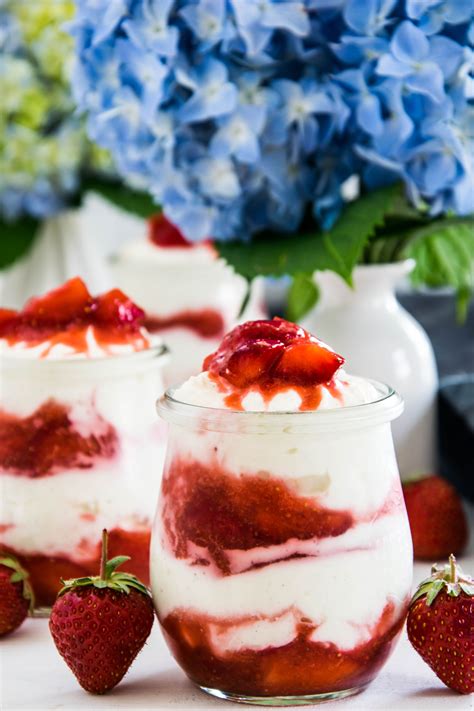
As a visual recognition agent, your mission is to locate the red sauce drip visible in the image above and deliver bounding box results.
[202,318,345,411]
[0,277,148,354]
[213,372,343,411]
[145,309,225,339]
[160,601,407,697]
[162,458,353,574]
[2,528,151,608]
[0,399,118,477]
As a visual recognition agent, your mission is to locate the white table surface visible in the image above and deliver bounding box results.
[2,552,473,711]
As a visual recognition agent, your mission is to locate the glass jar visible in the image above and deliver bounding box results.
[0,345,167,611]
[152,382,413,705]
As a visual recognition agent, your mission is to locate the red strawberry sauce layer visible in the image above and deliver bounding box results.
[0,399,118,477]
[160,601,407,696]
[0,277,149,355]
[162,458,353,575]
[3,528,151,608]
[202,318,345,411]
[145,309,225,339]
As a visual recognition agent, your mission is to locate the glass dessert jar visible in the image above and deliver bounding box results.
[152,382,413,705]
[0,345,167,611]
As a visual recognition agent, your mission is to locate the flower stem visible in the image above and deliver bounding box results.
[100,529,108,580]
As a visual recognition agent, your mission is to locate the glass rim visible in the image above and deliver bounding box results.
[157,377,404,433]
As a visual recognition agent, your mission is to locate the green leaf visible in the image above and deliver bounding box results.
[406,219,474,321]
[9,572,24,583]
[0,217,39,269]
[84,178,158,218]
[460,582,474,596]
[426,579,444,606]
[217,185,401,284]
[105,555,131,578]
[286,273,319,321]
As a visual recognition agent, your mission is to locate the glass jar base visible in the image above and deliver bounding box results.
[198,684,366,706]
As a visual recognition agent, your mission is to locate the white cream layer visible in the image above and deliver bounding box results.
[151,517,412,652]
[173,370,379,412]
[0,453,160,559]
[116,237,217,266]
[0,326,156,360]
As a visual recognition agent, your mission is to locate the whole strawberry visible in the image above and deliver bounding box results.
[407,555,474,694]
[49,530,154,694]
[0,554,34,636]
[402,475,468,560]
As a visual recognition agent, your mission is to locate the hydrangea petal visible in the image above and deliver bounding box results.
[391,21,429,63]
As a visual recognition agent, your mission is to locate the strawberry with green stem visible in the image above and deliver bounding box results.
[49,529,154,694]
[0,555,34,636]
[407,554,474,694]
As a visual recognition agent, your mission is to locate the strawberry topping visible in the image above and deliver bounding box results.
[203,318,344,409]
[148,213,195,248]
[0,278,148,353]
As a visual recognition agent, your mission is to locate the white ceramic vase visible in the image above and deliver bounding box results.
[302,260,438,480]
[0,208,110,308]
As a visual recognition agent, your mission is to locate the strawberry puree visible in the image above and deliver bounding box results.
[145,309,225,339]
[160,601,407,696]
[4,528,151,608]
[162,458,353,574]
[0,399,118,477]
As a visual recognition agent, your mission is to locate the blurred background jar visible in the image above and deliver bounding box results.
[111,214,266,386]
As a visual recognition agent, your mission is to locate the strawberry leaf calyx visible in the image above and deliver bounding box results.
[57,571,149,597]
[411,554,474,607]
[0,555,35,610]
[57,530,150,598]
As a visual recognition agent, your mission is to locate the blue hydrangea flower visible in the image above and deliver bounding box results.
[70,0,474,240]
[1,1,114,222]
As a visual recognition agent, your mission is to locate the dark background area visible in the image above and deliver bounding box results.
[399,292,473,378]
[400,291,474,503]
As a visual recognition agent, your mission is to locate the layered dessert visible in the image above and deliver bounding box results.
[152,318,413,701]
[111,214,265,385]
[0,278,167,608]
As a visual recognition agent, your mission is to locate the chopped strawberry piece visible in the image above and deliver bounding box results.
[95,289,145,329]
[273,340,344,386]
[148,213,194,248]
[23,277,92,324]
[0,278,146,346]
[224,342,285,388]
